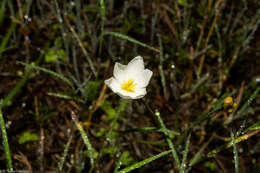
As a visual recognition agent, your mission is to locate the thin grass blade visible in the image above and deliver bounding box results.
[57,134,73,172]
[207,130,260,157]
[231,132,239,173]
[0,22,16,60]
[0,0,8,24]
[189,142,206,166]
[104,31,160,53]
[17,61,74,89]
[116,150,171,173]
[99,0,106,55]
[71,111,95,166]
[0,70,30,109]
[180,134,191,173]
[0,109,13,171]
[47,92,85,103]
[141,100,181,170]
[244,121,260,133]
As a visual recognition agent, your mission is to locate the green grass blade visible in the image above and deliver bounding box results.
[57,135,73,172]
[120,127,180,136]
[180,134,191,173]
[244,121,260,133]
[0,22,17,60]
[135,139,167,146]
[0,109,13,171]
[166,138,181,169]
[116,150,171,173]
[0,0,8,24]
[63,14,97,78]
[190,73,209,94]
[104,31,160,53]
[1,53,44,109]
[157,34,167,97]
[0,71,30,109]
[47,92,85,103]
[141,99,181,170]
[207,131,258,158]
[113,153,124,173]
[17,61,74,89]
[71,111,95,166]
[189,138,211,167]
[98,0,106,55]
[231,132,239,173]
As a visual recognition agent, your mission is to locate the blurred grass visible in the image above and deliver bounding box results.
[0,22,16,60]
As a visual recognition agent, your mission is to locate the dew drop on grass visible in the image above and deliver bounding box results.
[155,110,160,116]
[24,15,32,22]
[22,102,26,107]
[71,114,76,121]
[67,128,71,136]
[116,152,120,158]
[118,161,122,169]
[239,148,243,153]
[6,121,12,129]
[182,35,187,42]
[105,137,112,144]
[70,1,75,6]
[58,18,63,23]
[25,36,30,42]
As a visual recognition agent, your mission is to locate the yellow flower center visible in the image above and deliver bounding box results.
[121,78,136,93]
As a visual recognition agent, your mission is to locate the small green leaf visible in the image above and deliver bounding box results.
[17,61,74,89]
[56,49,67,61]
[104,31,160,53]
[45,49,67,63]
[18,132,39,144]
[45,49,56,63]
[100,100,116,121]
[121,151,134,166]
[178,0,188,6]
[103,146,118,155]
[204,161,217,171]
[96,128,107,137]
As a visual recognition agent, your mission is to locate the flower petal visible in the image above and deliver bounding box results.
[135,69,153,88]
[130,88,147,99]
[113,62,127,82]
[104,77,121,93]
[126,56,144,76]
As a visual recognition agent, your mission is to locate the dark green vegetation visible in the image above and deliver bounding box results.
[0,0,260,172]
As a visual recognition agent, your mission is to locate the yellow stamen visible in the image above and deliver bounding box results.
[121,78,136,93]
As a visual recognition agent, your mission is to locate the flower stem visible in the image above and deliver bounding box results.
[140,99,181,170]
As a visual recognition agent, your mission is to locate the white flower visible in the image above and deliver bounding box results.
[105,56,153,99]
